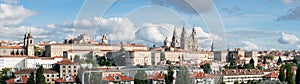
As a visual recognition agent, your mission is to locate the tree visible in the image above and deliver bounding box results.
[296,64,300,84]
[165,66,174,84]
[278,65,285,82]
[201,63,212,74]
[234,80,239,84]
[134,70,148,84]
[285,64,295,84]
[74,55,80,63]
[263,57,267,64]
[160,52,166,61]
[229,61,237,69]
[175,66,190,84]
[27,71,35,84]
[224,64,229,69]
[247,80,253,84]
[36,66,47,84]
[0,68,10,83]
[249,58,255,69]
[277,57,282,65]
[10,72,15,78]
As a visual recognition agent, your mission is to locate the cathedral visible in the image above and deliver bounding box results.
[0,31,34,56]
[164,26,199,52]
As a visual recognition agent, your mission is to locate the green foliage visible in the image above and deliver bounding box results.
[277,57,282,65]
[175,66,190,84]
[296,64,300,84]
[221,81,226,84]
[249,58,255,68]
[165,66,174,84]
[278,65,285,82]
[36,66,47,84]
[285,64,295,84]
[160,52,166,61]
[27,71,35,84]
[200,63,212,74]
[223,64,229,69]
[98,56,116,66]
[134,70,148,84]
[229,61,237,69]
[234,80,239,84]
[263,57,267,64]
[247,80,253,84]
[84,72,102,84]
[0,68,11,83]
[74,55,80,63]
[10,72,15,78]
[244,63,253,69]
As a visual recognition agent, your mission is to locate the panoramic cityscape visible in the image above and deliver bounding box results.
[1,0,300,84]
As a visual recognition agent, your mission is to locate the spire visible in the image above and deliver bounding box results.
[171,28,179,47]
[180,26,188,50]
[164,36,170,47]
[211,42,214,52]
[102,34,108,44]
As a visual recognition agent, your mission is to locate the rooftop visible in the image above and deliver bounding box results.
[14,69,58,74]
[102,74,134,81]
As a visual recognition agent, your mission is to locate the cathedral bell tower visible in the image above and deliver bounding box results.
[24,30,34,56]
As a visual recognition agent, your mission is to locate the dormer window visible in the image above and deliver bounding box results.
[114,75,120,81]
[14,77,22,83]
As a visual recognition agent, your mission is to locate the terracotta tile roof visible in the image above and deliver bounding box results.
[222,69,264,76]
[55,75,76,83]
[148,73,165,80]
[263,71,279,78]
[102,74,134,81]
[0,46,24,49]
[55,59,74,65]
[14,69,58,74]
[5,76,28,84]
[190,72,214,79]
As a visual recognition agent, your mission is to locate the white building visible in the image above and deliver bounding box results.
[25,56,63,69]
[0,56,26,71]
[222,69,264,84]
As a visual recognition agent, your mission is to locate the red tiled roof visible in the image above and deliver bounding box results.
[263,72,279,78]
[190,72,214,79]
[147,73,165,80]
[5,76,28,83]
[0,46,24,49]
[55,59,74,65]
[55,75,76,83]
[102,74,134,81]
[14,69,58,74]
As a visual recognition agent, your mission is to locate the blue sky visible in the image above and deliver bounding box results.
[1,0,300,50]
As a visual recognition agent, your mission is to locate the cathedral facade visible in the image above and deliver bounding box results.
[164,26,199,51]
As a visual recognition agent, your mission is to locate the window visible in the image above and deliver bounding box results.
[69,70,71,72]
[63,66,66,68]
[63,70,65,72]
[74,66,76,68]
[52,75,54,77]
[74,70,76,72]
[47,75,49,77]
[69,66,71,68]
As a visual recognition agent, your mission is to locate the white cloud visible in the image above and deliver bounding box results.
[278,32,299,44]
[240,41,259,51]
[0,0,18,4]
[282,0,295,4]
[0,4,34,26]
[135,23,173,44]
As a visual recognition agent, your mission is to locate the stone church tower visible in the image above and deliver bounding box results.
[180,26,188,50]
[102,34,108,44]
[24,31,34,56]
[164,36,170,48]
[190,27,198,51]
[171,29,179,47]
